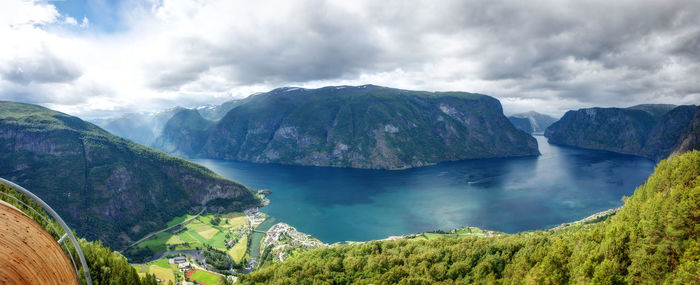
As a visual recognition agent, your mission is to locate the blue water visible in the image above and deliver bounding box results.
[193,136,655,243]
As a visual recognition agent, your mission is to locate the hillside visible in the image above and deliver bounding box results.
[545,104,700,160]
[240,150,700,284]
[0,101,261,249]
[157,85,539,169]
[508,111,558,133]
[196,99,245,121]
[153,108,215,156]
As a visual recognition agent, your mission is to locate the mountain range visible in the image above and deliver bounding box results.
[154,85,540,169]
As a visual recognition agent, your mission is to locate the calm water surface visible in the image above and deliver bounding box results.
[193,136,655,243]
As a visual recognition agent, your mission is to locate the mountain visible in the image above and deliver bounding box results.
[0,101,261,249]
[507,111,558,133]
[153,108,215,156]
[545,104,700,160]
[627,103,678,117]
[92,107,185,146]
[240,150,700,284]
[94,99,242,147]
[196,99,245,121]
[157,85,539,169]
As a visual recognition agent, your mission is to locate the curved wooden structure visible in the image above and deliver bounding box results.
[0,200,79,284]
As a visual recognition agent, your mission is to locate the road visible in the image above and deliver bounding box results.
[120,207,206,253]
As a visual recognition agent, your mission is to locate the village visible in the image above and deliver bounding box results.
[131,204,328,284]
[261,223,328,263]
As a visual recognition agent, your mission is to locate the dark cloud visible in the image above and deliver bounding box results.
[0,49,82,85]
[142,0,700,111]
[4,0,700,118]
[147,1,383,90]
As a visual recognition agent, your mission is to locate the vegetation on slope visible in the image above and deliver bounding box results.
[240,150,700,284]
[545,104,700,161]
[158,85,539,169]
[154,108,215,156]
[0,101,262,249]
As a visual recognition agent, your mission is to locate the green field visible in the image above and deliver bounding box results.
[228,235,248,263]
[135,212,250,261]
[134,258,178,284]
[188,269,221,285]
[408,227,494,241]
[166,214,197,227]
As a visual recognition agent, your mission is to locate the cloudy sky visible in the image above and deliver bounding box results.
[0,0,698,118]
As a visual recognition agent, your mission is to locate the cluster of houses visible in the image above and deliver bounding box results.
[262,223,327,263]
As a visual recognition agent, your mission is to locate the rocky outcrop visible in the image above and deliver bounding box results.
[0,101,261,249]
[157,85,539,169]
[545,104,700,160]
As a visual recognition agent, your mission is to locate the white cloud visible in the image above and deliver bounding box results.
[0,0,698,119]
[64,16,78,26]
[80,17,89,28]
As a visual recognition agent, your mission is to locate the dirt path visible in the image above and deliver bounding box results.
[121,207,206,252]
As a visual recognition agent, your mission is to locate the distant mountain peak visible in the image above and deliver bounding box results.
[508,111,557,133]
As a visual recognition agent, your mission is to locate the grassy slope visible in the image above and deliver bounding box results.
[240,150,700,284]
[0,101,261,249]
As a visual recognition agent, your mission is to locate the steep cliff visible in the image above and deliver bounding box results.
[158,85,539,169]
[545,104,700,160]
[0,101,261,249]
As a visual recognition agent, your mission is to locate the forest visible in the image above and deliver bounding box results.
[240,150,700,284]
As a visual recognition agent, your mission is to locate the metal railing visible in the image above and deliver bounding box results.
[0,178,92,285]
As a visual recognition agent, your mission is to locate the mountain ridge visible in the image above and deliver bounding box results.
[545,104,700,161]
[156,85,540,169]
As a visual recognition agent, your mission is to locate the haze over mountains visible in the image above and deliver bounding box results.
[507,111,558,134]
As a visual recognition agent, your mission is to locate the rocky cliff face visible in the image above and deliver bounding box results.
[0,102,261,249]
[157,85,539,169]
[545,104,700,160]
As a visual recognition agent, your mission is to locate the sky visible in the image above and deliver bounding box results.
[0,0,698,119]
